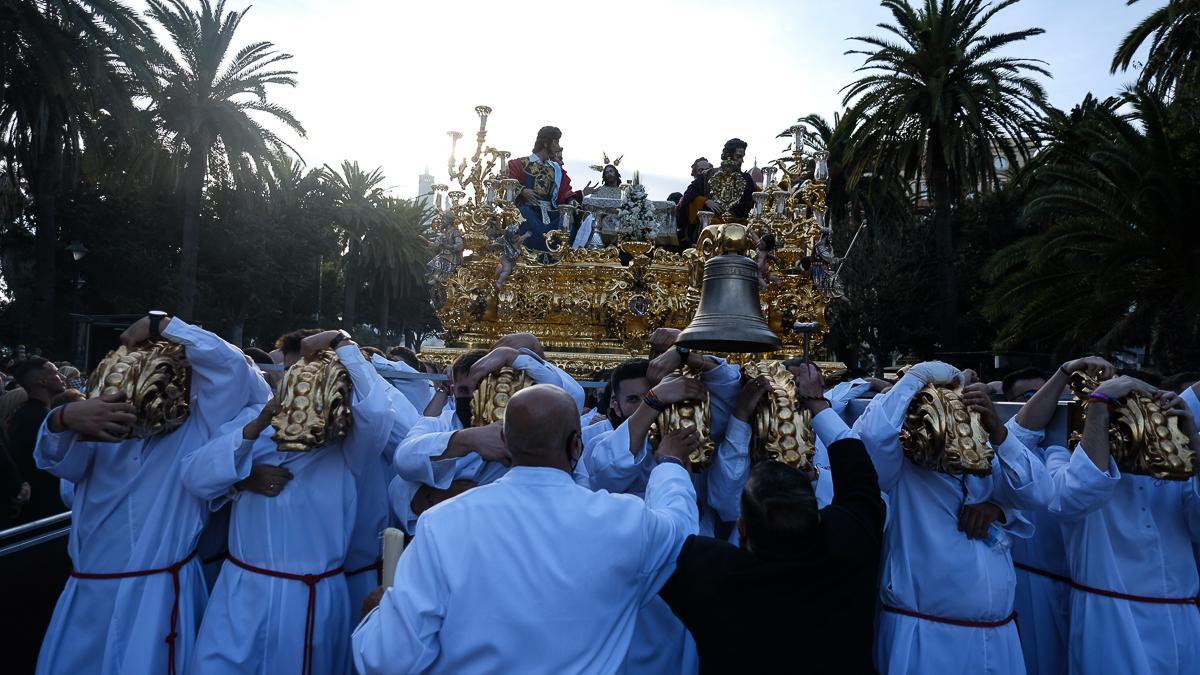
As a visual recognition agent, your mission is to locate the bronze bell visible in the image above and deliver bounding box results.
[677,252,781,353]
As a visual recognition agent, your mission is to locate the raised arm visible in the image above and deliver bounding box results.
[1016,356,1114,432]
[154,316,272,432]
[707,377,768,521]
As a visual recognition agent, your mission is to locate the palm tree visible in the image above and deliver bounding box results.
[1,0,150,343]
[323,161,391,329]
[842,0,1049,350]
[361,197,432,342]
[145,0,305,320]
[1112,0,1200,98]
[986,87,1200,369]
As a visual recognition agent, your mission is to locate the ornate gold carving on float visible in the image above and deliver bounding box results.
[1069,373,1195,480]
[87,341,191,438]
[744,361,815,470]
[423,107,839,376]
[471,366,533,426]
[648,368,714,467]
[900,384,994,476]
[271,349,353,452]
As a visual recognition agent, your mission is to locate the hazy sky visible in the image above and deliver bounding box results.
[160,0,1151,199]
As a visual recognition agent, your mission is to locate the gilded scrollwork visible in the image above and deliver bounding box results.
[744,361,815,471]
[87,340,191,438]
[471,367,534,426]
[271,349,354,452]
[900,384,994,476]
[1069,373,1195,480]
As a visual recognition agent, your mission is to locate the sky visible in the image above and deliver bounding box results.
[155,0,1152,200]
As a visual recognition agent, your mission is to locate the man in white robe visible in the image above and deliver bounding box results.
[352,384,699,674]
[344,354,422,616]
[1003,356,1113,675]
[34,314,270,675]
[1044,375,1200,675]
[580,349,739,675]
[182,330,395,675]
[854,361,1052,675]
[391,343,584,525]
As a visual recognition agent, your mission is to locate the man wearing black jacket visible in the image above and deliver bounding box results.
[660,363,886,674]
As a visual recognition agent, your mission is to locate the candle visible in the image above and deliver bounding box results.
[381,528,406,588]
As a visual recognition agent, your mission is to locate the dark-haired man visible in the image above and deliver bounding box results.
[507,126,592,251]
[1003,366,1050,402]
[660,363,885,674]
[676,139,755,244]
[7,357,67,521]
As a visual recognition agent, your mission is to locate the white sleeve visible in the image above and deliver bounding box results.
[1046,444,1121,521]
[33,414,99,483]
[179,409,271,508]
[811,407,858,448]
[825,379,872,417]
[584,418,652,494]
[352,517,448,674]
[638,462,700,601]
[989,430,1054,511]
[703,358,742,444]
[338,345,398,474]
[850,373,924,492]
[512,350,585,414]
[706,417,751,521]
[162,318,271,433]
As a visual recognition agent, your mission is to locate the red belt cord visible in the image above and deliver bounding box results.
[881,603,1017,628]
[1016,561,1200,607]
[70,550,198,675]
[345,558,383,585]
[225,554,344,675]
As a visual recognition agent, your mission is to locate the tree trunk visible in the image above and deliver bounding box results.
[378,282,391,344]
[31,142,61,347]
[179,141,209,321]
[930,164,959,352]
[342,237,360,329]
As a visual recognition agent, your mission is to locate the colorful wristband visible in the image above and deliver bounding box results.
[1088,391,1116,408]
[642,391,667,412]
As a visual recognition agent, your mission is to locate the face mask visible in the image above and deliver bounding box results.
[454,396,473,428]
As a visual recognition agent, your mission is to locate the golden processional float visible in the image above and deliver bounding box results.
[420,105,843,376]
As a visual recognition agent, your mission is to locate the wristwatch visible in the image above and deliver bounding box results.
[675,345,690,362]
[147,310,168,340]
[329,329,352,350]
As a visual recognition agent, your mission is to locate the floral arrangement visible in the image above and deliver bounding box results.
[617,172,656,241]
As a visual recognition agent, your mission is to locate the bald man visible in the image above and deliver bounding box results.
[353,385,700,674]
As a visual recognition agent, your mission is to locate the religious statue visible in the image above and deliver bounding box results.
[486,220,530,289]
[677,138,756,245]
[423,212,465,307]
[751,229,781,288]
[507,126,595,251]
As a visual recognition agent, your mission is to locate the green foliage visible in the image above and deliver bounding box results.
[1112,0,1200,98]
[985,87,1200,369]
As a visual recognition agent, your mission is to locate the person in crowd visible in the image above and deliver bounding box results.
[1042,374,1200,675]
[661,363,885,674]
[1002,366,1050,402]
[391,335,583,531]
[182,329,396,675]
[8,357,67,521]
[854,360,1052,674]
[34,313,270,675]
[1002,356,1112,674]
[352,384,699,674]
